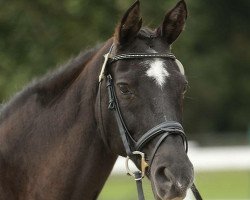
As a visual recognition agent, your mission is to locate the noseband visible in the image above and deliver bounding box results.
[98,44,202,200]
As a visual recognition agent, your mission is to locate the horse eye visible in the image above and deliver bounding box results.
[118,84,131,95]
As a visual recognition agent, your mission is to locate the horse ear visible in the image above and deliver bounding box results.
[157,0,187,44]
[114,1,142,45]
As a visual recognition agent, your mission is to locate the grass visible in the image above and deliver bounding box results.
[99,170,250,200]
[196,171,250,199]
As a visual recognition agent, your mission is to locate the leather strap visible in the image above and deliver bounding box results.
[191,184,203,200]
[97,82,111,151]
[106,75,134,156]
[135,172,145,200]
[109,53,176,63]
[148,132,170,167]
[135,121,187,152]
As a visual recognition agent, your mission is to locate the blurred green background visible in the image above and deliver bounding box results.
[1,0,250,199]
[1,0,250,141]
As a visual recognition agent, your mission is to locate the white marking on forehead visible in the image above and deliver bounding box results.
[175,59,185,75]
[146,59,169,88]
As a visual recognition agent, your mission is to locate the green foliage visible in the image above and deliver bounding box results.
[0,0,250,136]
[182,0,250,134]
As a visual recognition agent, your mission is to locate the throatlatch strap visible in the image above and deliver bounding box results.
[97,82,111,151]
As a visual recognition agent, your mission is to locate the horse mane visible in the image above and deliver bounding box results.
[0,29,156,121]
[0,45,101,121]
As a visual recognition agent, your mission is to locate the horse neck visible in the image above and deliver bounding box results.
[0,39,117,200]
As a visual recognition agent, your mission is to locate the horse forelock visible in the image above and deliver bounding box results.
[138,27,157,39]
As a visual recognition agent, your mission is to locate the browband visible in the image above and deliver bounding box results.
[98,44,176,82]
[109,53,176,63]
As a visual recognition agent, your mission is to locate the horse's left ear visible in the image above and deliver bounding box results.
[114,0,142,45]
[157,0,187,44]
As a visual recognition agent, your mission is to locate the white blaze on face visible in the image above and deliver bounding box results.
[146,59,169,88]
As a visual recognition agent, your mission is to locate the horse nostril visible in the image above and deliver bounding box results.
[155,167,172,187]
[154,167,190,199]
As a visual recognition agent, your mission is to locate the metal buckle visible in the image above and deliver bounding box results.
[125,151,149,179]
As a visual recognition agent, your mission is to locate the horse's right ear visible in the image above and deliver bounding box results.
[114,1,142,45]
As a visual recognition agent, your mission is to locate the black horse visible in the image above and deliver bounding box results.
[0,1,196,200]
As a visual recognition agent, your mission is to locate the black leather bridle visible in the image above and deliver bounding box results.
[98,44,202,200]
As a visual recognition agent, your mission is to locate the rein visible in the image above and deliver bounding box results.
[98,44,202,200]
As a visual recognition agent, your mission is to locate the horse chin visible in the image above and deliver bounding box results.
[156,196,186,200]
[153,191,186,200]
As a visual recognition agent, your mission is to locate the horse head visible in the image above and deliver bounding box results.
[97,1,194,200]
